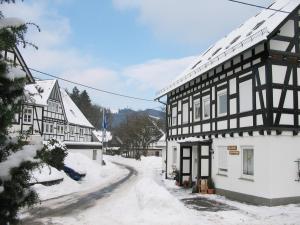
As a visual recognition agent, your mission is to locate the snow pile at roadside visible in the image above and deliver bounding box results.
[30,165,64,183]
[135,178,186,215]
[33,172,80,201]
[32,152,128,201]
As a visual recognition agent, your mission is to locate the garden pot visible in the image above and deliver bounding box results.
[207,189,215,194]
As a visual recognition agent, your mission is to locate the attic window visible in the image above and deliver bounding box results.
[191,60,202,69]
[226,35,241,48]
[202,45,214,56]
[212,48,222,57]
[246,31,253,37]
[252,20,265,31]
[70,109,76,117]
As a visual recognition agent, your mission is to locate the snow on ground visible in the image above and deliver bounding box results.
[162,176,300,225]
[47,155,300,225]
[31,152,128,201]
[27,155,300,225]
[46,156,209,225]
[30,165,64,183]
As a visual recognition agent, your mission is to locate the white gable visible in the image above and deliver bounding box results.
[60,89,94,128]
[24,80,56,106]
[155,0,300,99]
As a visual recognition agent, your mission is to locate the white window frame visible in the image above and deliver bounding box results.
[202,96,210,119]
[194,99,201,121]
[23,108,33,123]
[239,79,253,113]
[49,124,54,134]
[172,107,177,126]
[44,123,49,133]
[241,146,254,179]
[182,102,189,124]
[217,90,227,116]
[218,146,228,175]
[80,128,84,136]
[70,125,75,135]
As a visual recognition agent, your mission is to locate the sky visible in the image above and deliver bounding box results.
[2,0,274,110]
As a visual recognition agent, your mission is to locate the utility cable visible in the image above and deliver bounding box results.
[29,67,156,102]
[227,0,290,13]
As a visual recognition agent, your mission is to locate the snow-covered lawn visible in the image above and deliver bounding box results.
[28,155,300,225]
[31,152,128,201]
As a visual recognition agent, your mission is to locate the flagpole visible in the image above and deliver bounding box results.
[102,108,105,154]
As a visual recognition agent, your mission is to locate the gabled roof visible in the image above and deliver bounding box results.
[155,0,300,99]
[24,79,56,106]
[13,47,35,83]
[92,130,112,143]
[60,89,94,128]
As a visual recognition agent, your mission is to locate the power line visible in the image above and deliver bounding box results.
[227,0,290,14]
[29,67,156,102]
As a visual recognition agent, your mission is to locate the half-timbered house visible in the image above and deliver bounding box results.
[156,0,300,205]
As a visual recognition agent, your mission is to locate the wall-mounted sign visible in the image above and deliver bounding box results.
[227,145,237,151]
[229,150,240,156]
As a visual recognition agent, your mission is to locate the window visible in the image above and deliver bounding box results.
[57,125,64,135]
[194,99,201,121]
[80,128,84,136]
[23,108,33,123]
[93,150,97,160]
[212,48,222,57]
[252,20,265,31]
[242,148,254,176]
[218,147,228,174]
[218,91,227,116]
[44,124,49,133]
[203,97,210,119]
[50,124,54,133]
[70,126,75,135]
[172,107,177,126]
[239,80,253,112]
[172,147,177,165]
[182,103,189,124]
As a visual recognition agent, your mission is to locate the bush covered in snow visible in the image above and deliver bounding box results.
[37,139,68,171]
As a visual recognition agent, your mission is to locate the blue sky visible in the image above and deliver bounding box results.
[2,0,273,110]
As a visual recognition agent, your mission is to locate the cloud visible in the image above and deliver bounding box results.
[122,56,197,91]
[112,0,274,45]
[1,0,275,110]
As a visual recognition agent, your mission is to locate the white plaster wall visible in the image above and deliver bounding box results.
[268,135,300,198]
[166,140,180,177]
[212,135,300,199]
[68,149,103,163]
[270,40,289,51]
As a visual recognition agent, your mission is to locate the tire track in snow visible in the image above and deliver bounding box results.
[21,162,137,225]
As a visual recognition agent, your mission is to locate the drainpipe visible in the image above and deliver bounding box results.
[156,98,168,179]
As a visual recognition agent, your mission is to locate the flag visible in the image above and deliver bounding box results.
[102,109,108,130]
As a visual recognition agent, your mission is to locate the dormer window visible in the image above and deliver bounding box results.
[212,48,222,57]
[252,20,265,31]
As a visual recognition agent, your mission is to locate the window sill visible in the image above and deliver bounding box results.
[239,177,254,182]
[216,173,228,177]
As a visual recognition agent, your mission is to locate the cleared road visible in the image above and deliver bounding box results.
[21,163,137,225]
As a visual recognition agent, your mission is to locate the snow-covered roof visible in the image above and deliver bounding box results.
[24,80,56,106]
[92,130,113,143]
[155,0,300,99]
[60,89,94,128]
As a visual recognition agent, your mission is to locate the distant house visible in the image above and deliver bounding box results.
[4,46,102,161]
[148,133,166,157]
[10,79,102,161]
[155,0,300,205]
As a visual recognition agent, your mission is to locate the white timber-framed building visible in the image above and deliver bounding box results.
[4,48,102,161]
[156,0,300,205]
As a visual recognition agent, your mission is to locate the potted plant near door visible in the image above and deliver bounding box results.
[207,177,215,194]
